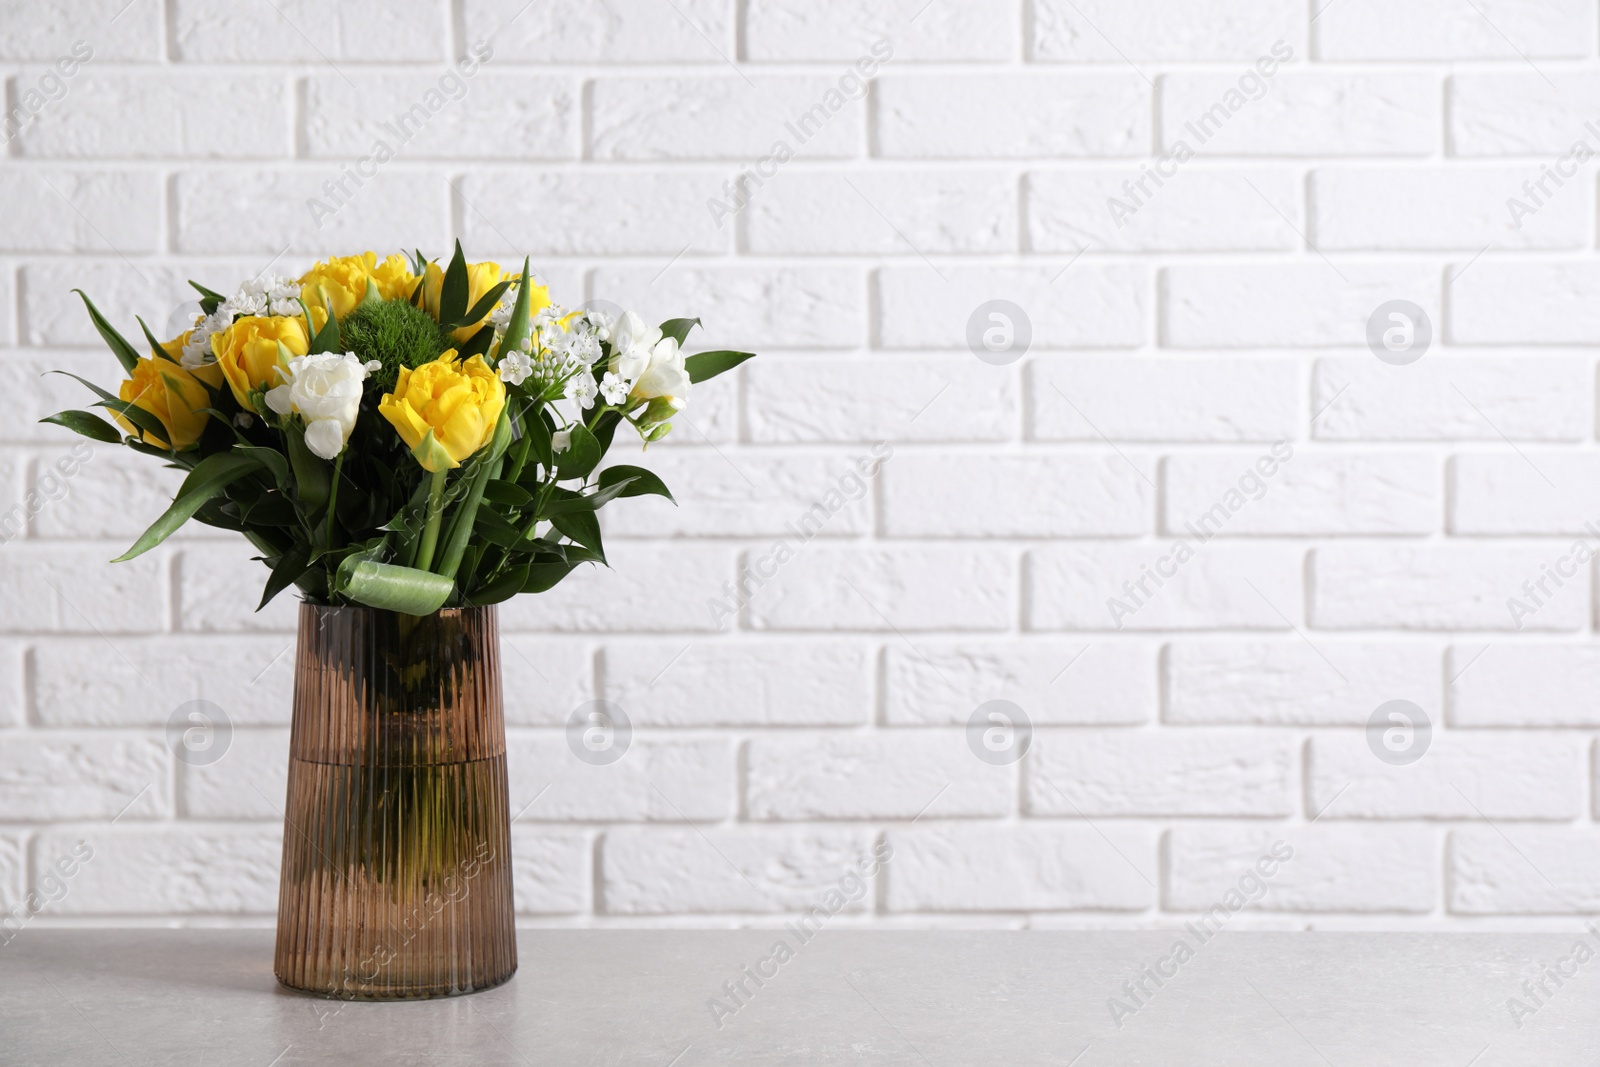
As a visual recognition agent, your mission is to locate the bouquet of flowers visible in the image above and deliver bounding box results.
[45,244,753,615]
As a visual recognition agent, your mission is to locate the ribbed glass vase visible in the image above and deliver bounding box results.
[273,604,517,999]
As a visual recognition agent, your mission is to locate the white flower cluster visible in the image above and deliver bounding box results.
[178,274,303,370]
[495,303,616,412]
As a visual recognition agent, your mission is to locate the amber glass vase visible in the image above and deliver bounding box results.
[273,604,517,999]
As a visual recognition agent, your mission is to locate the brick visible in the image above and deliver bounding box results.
[601,450,874,539]
[1032,0,1304,60]
[1027,730,1295,816]
[511,827,589,915]
[885,824,1156,911]
[1030,359,1298,442]
[0,170,160,253]
[1164,264,1440,348]
[175,170,449,255]
[1449,73,1600,156]
[1311,168,1586,250]
[0,834,20,910]
[506,736,732,821]
[1167,642,1440,726]
[1449,645,1600,726]
[1028,168,1299,252]
[601,641,870,727]
[458,171,724,256]
[1450,455,1600,534]
[172,0,447,61]
[602,828,874,913]
[1312,357,1590,442]
[747,0,1013,61]
[32,635,296,727]
[591,77,860,160]
[1449,263,1600,344]
[4,352,140,446]
[877,74,1149,159]
[1030,544,1303,631]
[16,72,289,158]
[30,447,184,541]
[747,171,1016,255]
[498,543,733,634]
[743,547,1014,632]
[1167,826,1437,912]
[747,733,1009,820]
[1162,452,1439,536]
[0,737,168,820]
[591,266,862,350]
[37,827,281,914]
[1450,829,1600,913]
[176,544,297,633]
[499,637,592,727]
[1309,733,1580,819]
[0,545,166,635]
[1316,0,1594,59]
[22,260,257,348]
[878,266,1147,349]
[883,642,1157,726]
[305,73,577,160]
[462,0,732,63]
[1161,73,1439,156]
[0,2,156,60]
[1311,545,1588,631]
[747,358,1016,443]
[0,641,21,727]
[885,453,1151,537]
[182,729,289,819]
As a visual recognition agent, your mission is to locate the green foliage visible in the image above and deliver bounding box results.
[342,297,445,391]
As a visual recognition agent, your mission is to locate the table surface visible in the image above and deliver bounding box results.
[1,929,1596,1065]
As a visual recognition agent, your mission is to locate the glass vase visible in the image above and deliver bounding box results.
[273,603,517,999]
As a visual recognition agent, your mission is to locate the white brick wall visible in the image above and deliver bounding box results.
[4,0,1600,932]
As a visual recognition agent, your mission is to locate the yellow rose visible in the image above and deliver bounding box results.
[300,252,418,319]
[378,351,506,472]
[211,314,319,411]
[422,259,533,342]
[114,355,211,451]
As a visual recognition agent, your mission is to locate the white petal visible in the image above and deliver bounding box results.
[303,419,346,460]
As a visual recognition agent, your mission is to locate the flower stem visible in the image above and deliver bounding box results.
[413,469,448,573]
[324,452,344,550]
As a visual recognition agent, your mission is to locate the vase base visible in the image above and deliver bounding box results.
[274,964,517,1001]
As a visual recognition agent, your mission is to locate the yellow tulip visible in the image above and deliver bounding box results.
[159,328,225,391]
[378,351,506,472]
[210,313,319,411]
[300,252,418,319]
[421,259,540,343]
[113,355,211,451]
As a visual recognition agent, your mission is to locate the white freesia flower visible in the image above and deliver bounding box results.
[551,428,572,453]
[607,310,662,381]
[599,371,631,406]
[498,351,533,386]
[629,336,691,407]
[264,352,378,460]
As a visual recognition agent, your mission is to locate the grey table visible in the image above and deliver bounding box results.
[0,930,1594,1065]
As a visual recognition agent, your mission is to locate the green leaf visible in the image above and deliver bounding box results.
[659,317,701,346]
[335,557,454,615]
[468,565,528,606]
[73,290,141,374]
[135,316,168,358]
[522,561,580,594]
[541,478,638,517]
[499,259,536,360]
[298,296,342,355]
[189,280,227,316]
[284,425,330,514]
[445,280,511,330]
[258,542,312,610]
[455,323,496,360]
[115,452,263,561]
[483,480,533,507]
[40,409,122,444]
[591,408,623,454]
[599,464,675,502]
[684,349,756,384]
[526,405,554,474]
[551,509,603,555]
[555,422,602,481]
[439,239,469,327]
[232,444,292,491]
[95,396,170,447]
[472,507,533,550]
